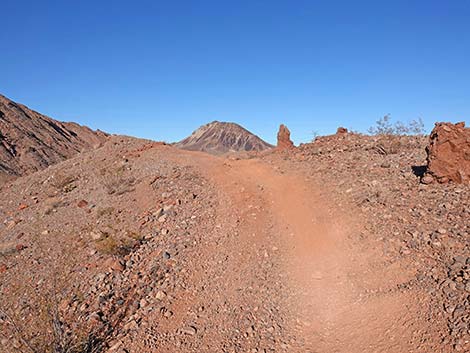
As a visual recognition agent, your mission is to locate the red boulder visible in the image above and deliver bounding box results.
[336,127,348,135]
[425,122,470,184]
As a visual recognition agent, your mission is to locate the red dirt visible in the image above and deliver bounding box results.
[178,153,444,352]
[0,134,468,352]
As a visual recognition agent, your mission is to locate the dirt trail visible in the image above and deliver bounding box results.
[166,150,430,352]
[0,137,454,353]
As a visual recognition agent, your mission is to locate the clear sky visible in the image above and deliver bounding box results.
[1,0,469,144]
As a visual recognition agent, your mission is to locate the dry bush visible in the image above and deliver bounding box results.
[0,293,105,353]
[368,115,425,136]
[96,207,115,218]
[0,311,105,353]
[51,174,77,193]
[94,234,119,255]
[0,241,119,353]
[373,136,403,155]
[103,176,135,195]
[126,230,144,241]
[310,130,320,142]
[94,231,135,256]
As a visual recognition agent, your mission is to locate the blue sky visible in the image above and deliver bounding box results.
[1,0,469,144]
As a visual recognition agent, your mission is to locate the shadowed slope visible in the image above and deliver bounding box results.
[0,94,108,182]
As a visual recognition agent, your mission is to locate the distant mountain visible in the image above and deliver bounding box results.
[0,94,108,183]
[175,121,273,154]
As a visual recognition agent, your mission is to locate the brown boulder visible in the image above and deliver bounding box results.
[77,199,89,208]
[336,127,348,135]
[15,244,26,252]
[277,124,294,149]
[0,263,7,273]
[425,122,470,184]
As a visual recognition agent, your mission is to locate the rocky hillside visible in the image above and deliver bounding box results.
[175,121,273,154]
[0,131,468,352]
[0,137,220,352]
[267,131,469,351]
[0,94,108,183]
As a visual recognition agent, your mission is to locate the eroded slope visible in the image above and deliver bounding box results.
[0,94,108,182]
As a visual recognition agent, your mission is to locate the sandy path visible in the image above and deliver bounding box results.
[166,150,429,352]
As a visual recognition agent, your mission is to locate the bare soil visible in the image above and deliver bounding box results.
[0,134,468,352]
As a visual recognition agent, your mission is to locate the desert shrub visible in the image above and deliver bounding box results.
[103,176,135,195]
[372,136,403,155]
[94,232,134,256]
[368,115,425,135]
[126,230,143,241]
[311,131,320,142]
[0,293,105,353]
[0,311,106,353]
[94,234,119,255]
[51,174,77,193]
[96,207,115,218]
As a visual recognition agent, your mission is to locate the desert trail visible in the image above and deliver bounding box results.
[1,131,468,352]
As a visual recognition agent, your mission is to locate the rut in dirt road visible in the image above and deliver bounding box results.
[166,151,438,353]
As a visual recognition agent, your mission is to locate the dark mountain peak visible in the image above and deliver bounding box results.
[175,121,273,154]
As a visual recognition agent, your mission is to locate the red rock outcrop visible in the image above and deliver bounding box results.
[425,122,470,184]
[336,127,348,135]
[277,124,294,149]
